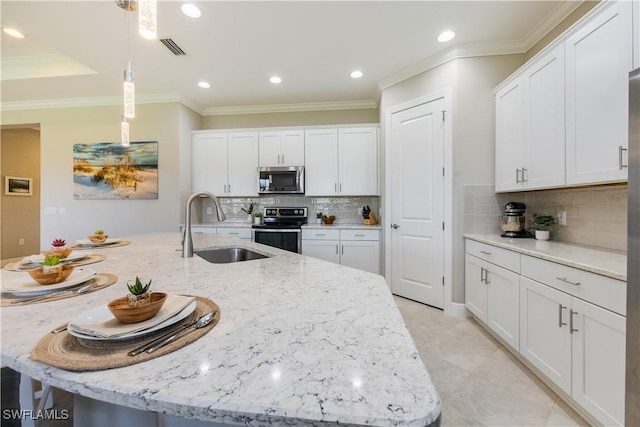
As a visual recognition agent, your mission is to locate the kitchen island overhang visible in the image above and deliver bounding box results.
[1,232,441,426]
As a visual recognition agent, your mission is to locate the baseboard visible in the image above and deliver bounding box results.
[449,302,471,318]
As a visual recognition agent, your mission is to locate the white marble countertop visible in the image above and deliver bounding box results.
[464,234,627,281]
[1,232,440,426]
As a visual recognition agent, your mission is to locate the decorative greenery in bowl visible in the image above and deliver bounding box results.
[42,238,73,258]
[29,256,75,285]
[89,229,108,243]
[107,277,166,323]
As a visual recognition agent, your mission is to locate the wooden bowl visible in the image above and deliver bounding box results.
[88,235,108,243]
[28,265,75,285]
[322,215,336,225]
[108,292,167,324]
[41,247,73,259]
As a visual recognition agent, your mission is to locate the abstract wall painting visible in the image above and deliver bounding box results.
[73,141,158,200]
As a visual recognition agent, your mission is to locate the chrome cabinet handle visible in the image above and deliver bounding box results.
[516,168,521,183]
[619,146,628,169]
[282,154,285,164]
[569,309,578,334]
[391,224,399,229]
[556,277,580,286]
[354,234,365,237]
[480,267,487,283]
[522,168,528,182]
[341,245,344,255]
[334,183,337,193]
[484,269,490,284]
[480,250,492,255]
[315,233,325,236]
[228,232,239,235]
[335,245,338,255]
[558,304,567,327]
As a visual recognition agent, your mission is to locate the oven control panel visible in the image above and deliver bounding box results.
[263,207,308,218]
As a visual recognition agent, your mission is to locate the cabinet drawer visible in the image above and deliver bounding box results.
[216,227,251,239]
[521,255,626,316]
[302,229,340,240]
[465,240,520,273]
[340,229,379,241]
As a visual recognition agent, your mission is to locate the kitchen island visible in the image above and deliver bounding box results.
[1,232,441,426]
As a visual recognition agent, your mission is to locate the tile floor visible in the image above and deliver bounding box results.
[33,296,589,426]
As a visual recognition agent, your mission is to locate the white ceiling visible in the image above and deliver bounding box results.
[1,1,582,115]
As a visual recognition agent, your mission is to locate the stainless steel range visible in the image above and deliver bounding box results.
[251,207,307,253]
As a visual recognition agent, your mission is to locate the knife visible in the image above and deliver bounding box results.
[127,311,214,356]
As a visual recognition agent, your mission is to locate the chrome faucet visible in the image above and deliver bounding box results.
[182,191,226,258]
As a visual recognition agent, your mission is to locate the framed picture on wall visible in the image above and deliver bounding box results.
[5,176,33,196]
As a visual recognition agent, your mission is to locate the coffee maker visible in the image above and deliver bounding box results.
[500,202,533,238]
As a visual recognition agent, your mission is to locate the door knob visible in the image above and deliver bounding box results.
[391,224,399,229]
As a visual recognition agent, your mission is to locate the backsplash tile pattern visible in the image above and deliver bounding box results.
[199,195,380,225]
[464,184,628,252]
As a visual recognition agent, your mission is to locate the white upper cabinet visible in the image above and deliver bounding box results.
[565,0,633,185]
[495,45,565,192]
[305,127,378,196]
[495,0,638,191]
[258,130,305,167]
[192,131,258,197]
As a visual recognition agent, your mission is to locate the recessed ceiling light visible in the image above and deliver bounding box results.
[181,4,201,18]
[270,76,282,84]
[198,81,211,89]
[3,27,25,39]
[350,70,364,79]
[437,30,455,43]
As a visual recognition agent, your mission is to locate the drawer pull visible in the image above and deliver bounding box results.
[354,234,365,237]
[316,234,326,236]
[570,309,579,334]
[558,304,567,327]
[228,232,239,235]
[556,277,580,286]
[479,250,492,255]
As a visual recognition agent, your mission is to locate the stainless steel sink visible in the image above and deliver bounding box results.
[195,247,269,264]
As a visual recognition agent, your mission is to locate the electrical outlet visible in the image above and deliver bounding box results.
[232,207,238,214]
[207,207,212,215]
[358,208,363,215]
[557,210,567,226]
[18,238,25,246]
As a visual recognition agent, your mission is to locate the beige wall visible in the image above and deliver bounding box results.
[1,127,41,259]
[1,102,192,248]
[202,109,378,129]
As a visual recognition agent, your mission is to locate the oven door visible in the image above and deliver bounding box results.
[252,228,301,253]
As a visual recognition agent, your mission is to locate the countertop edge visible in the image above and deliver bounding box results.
[463,234,627,281]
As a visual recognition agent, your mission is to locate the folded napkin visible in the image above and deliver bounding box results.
[71,294,195,338]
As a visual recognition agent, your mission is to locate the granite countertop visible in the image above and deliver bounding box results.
[464,234,627,281]
[1,232,440,426]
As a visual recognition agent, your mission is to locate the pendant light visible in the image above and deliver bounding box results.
[123,60,135,118]
[138,0,157,40]
[121,116,130,147]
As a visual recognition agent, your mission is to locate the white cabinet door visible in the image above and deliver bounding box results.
[258,131,282,166]
[487,263,520,350]
[338,128,378,195]
[305,129,338,196]
[340,240,380,274]
[495,79,525,192]
[465,254,488,323]
[565,1,633,185]
[301,239,340,264]
[192,133,227,195]
[523,44,566,190]
[259,130,305,166]
[571,298,626,426]
[281,130,305,166]
[520,277,572,394]
[227,132,258,196]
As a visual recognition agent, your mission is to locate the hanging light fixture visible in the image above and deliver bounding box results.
[121,116,130,147]
[123,60,135,118]
[138,0,157,40]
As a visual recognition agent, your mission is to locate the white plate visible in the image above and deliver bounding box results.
[74,238,121,247]
[68,300,197,341]
[24,251,87,264]
[1,268,98,294]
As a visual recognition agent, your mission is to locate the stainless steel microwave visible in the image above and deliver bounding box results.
[258,166,304,194]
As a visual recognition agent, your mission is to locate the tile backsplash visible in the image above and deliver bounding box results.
[464,184,627,252]
[198,195,380,225]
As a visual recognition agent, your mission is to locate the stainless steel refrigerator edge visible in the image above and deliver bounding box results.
[626,67,640,426]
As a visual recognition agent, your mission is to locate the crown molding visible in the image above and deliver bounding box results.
[0,93,193,112]
[521,0,584,49]
[202,100,378,116]
[1,54,96,80]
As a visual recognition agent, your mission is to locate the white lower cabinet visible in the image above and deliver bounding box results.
[465,238,626,426]
[302,229,380,274]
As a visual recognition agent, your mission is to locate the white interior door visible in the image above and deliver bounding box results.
[389,99,444,308]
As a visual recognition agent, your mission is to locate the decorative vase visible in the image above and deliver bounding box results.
[316,218,322,224]
[246,214,253,224]
[535,230,550,241]
[254,216,262,225]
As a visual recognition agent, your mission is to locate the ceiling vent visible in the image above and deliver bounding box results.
[160,38,186,56]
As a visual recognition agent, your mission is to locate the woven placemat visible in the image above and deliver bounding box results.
[1,273,118,307]
[31,297,219,371]
[72,240,131,250]
[3,254,107,272]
